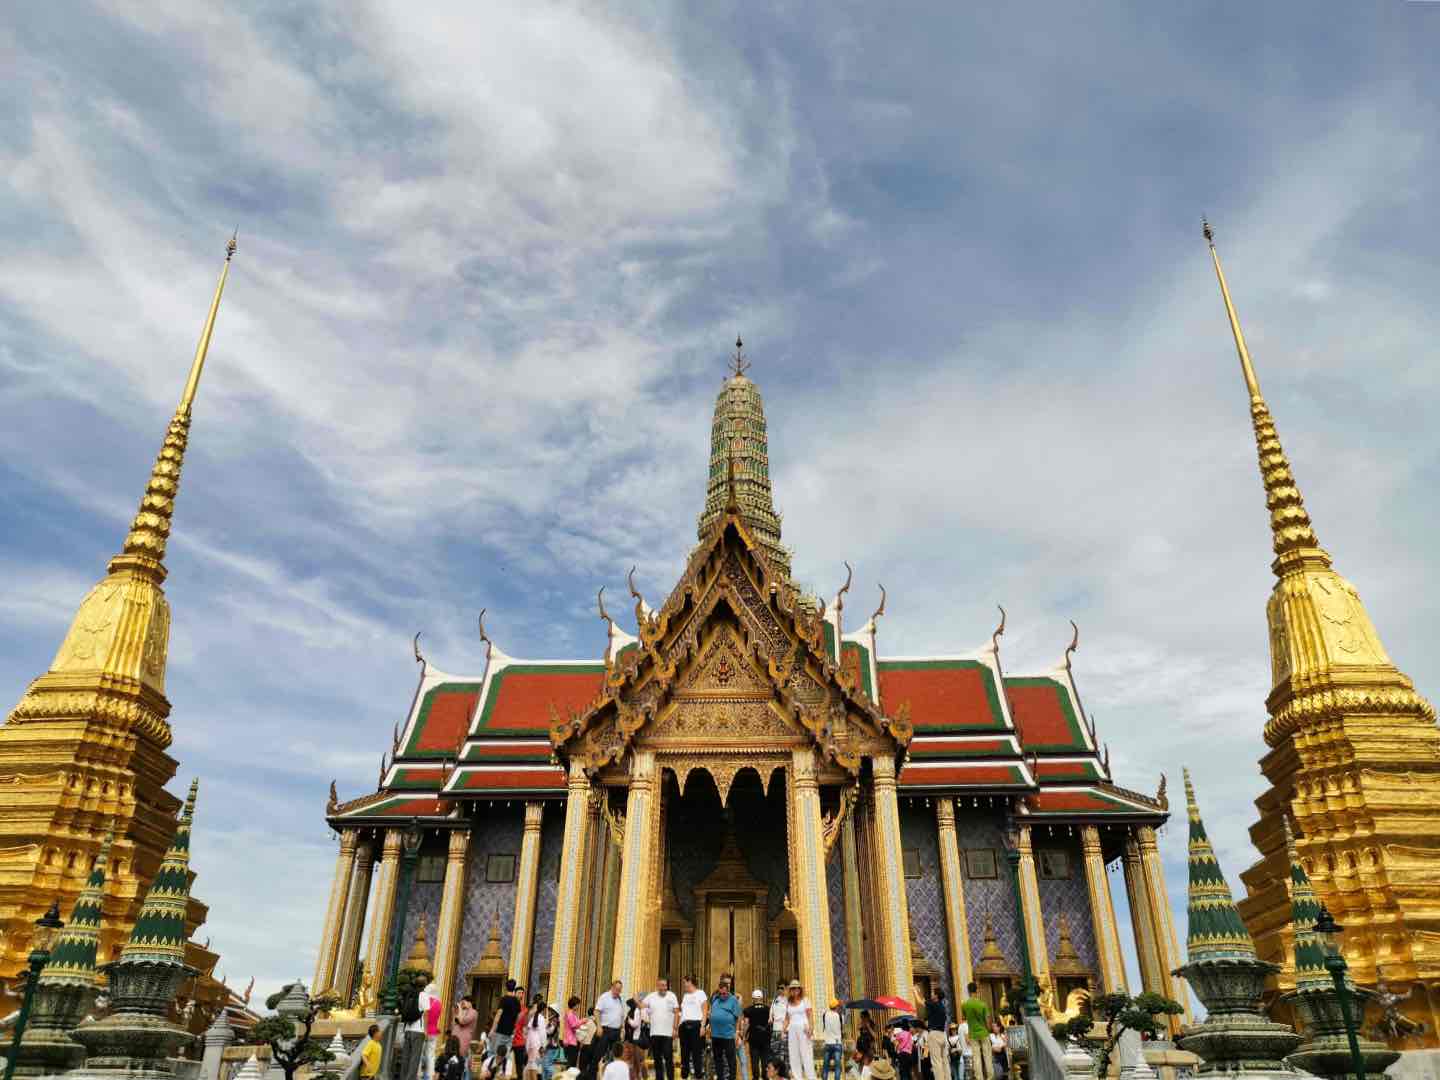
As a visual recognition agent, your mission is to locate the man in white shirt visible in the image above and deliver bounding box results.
[595,981,627,1075]
[678,976,707,1080]
[400,982,434,1080]
[819,1000,844,1080]
[644,977,680,1080]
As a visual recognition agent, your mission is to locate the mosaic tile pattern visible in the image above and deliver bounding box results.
[900,802,954,1006]
[530,808,567,989]
[396,876,444,976]
[452,807,524,1004]
[1031,831,1099,976]
[826,844,848,998]
[954,810,1023,972]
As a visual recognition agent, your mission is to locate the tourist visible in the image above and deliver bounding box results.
[818,1000,843,1080]
[944,1026,963,1080]
[602,1041,630,1080]
[764,1060,789,1080]
[564,997,585,1068]
[923,991,947,1080]
[526,996,550,1080]
[707,977,743,1080]
[595,980,627,1074]
[959,986,990,1080]
[626,996,650,1080]
[767,985,787,1071]
[781,981,814,1080]
[425,983,446,1080]
[439,1037,467,1080]
[401,981,437,1080]
[361,1023,383,1080]
[643,977,680,1080]
[544,1007,567,1080]
[679,976,707,1080]
[985,1023,1005,1080]
[513,992,534,1076]
[892,1022,913,1080]
[493,982,523,1077]
[866,1058,894,1080]
[741,989,770,1080]
[455,997,480,1058]
[855,1014,875,1066]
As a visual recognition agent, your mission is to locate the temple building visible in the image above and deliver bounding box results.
[1204,223,1440,1043]
[318,342,1186,1031]
[0,238,240,1035]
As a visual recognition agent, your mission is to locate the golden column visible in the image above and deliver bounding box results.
[334,839,376,1002]
[574,790,606,1005]
[871,754,914,995]
[1015,826,1051,993]
[840,815,866,1002]
[314,828,360,992]
[1121,830,1162,993]
[1079,826,1127,993]
[362,829,404,1014]
[548,762,594,1010]
[934,799,974,994]
[1137,825,1190,1023]
[433,829,472,1016]
[509,803,546,987]
[790,749,836,1010]
[611,749,658,994]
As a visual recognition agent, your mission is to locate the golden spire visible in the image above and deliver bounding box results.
[1203,220,1328,574]
[110,233,238,582]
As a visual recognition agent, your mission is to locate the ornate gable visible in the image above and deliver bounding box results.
[552,511,910,775]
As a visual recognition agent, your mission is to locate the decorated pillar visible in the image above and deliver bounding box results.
[597,817,624,987]
[871,754,914,995]
[433,829,471,1015]
[509,802,546,987]
[840,814,866,1003]
[1079,826,1127,993]
[314,828,360,993]
[611,749,658,994]
[1122,829,1163,994]
[549,762,594,1009]
[790,749,836,1010]
[334,839,375,1003]
[1015,825,1051,993]
[361,829,404,1015]
[935,798,973,995]
[575,790,606,1004]
[1137,825,1191,1023]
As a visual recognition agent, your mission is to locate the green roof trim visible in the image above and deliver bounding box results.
[1003,675,1086,749]
[877,657,1007,732]
[842,640,875,701]
[403,681,484,758]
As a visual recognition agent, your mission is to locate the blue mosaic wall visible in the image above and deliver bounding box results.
[530,808,567,988]
[954,809,1022,973]
[899,802,954,1006]
[451,807,525,1004]
[826,845,848,998]
[395,874,444,977]
[1031,830,1098,977]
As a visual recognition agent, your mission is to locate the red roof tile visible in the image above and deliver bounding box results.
[456,767,565,791]
[900,763,1027,787]
[909,737,1015,759]
[477,665,605,734]
[406,684,482,756]
[877,660,1005,732]
[372,797,450,817]
[1030,790,1134,814]
[1005,677,1087,750]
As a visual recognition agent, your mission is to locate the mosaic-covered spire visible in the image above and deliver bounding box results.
[40,831,115,987]
[120,779,198,965]
[1284,817,1331,993]
[697,338,791,579]
[1183,769,1257,961]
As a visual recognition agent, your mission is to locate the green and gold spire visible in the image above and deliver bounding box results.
[119,779,198,966]
[39,831,115,987]
[1183,769,1256,961]
[1284,817,1332,994]
[697,337,791,579]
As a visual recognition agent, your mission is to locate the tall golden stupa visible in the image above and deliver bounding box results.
[1205,223,1440,1042]
[0,236,239,1028]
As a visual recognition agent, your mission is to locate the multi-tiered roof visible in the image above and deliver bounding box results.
[329,354,1167,828]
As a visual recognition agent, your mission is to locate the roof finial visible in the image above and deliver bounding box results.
[1065,620,1079,669]
[111,233,238,578]
[598,587,615,666]
[992,604,1007,653]
[477,609,493,662]
[870,584,887,626]
[729,335,751,379]
[1204,218,1327,569]
[413,632,425,666]
[835,561,853,614]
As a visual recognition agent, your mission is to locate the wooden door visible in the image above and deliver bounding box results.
[706,899,756,994]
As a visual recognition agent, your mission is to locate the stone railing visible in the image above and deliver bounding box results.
[1026,1016,1097,1080]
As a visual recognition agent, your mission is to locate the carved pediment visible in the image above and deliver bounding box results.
[677,629,771,696]
[646,699,799,743]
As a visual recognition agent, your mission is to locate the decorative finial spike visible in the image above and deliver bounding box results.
[1202,217,1214,245]
[992,604,1007,652]
[227,229,238,259]
[870,584,887,626]
[1065,620,1079,667]
[729,336,751,378]
[413,632,424,665]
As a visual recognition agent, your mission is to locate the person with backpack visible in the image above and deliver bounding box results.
[438,1037,467,1080]
[400,980,435,1080]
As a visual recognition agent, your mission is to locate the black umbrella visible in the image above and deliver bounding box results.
[845,998,886,1011]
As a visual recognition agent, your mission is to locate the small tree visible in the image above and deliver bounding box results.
[1078,992,1182,1078]
[251,991,343,1080]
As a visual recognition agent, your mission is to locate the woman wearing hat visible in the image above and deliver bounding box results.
[867,1058,896,1080]
[781,981,814,1080]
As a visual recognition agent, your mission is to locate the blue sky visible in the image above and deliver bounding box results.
[3,2,1438,1003]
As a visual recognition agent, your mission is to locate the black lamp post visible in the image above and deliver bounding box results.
[1001,816,1040,1020]
[1314,904,1365,1080]
[2,901,64,1080]
[380,819,425,1014]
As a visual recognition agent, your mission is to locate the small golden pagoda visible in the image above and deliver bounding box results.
[0,236,239,1030]
[1204,222,1440,1043]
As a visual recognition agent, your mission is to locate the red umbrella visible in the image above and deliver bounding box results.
[872,995,914,1013]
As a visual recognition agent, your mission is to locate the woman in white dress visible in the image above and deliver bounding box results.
[781,981,814,1080]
